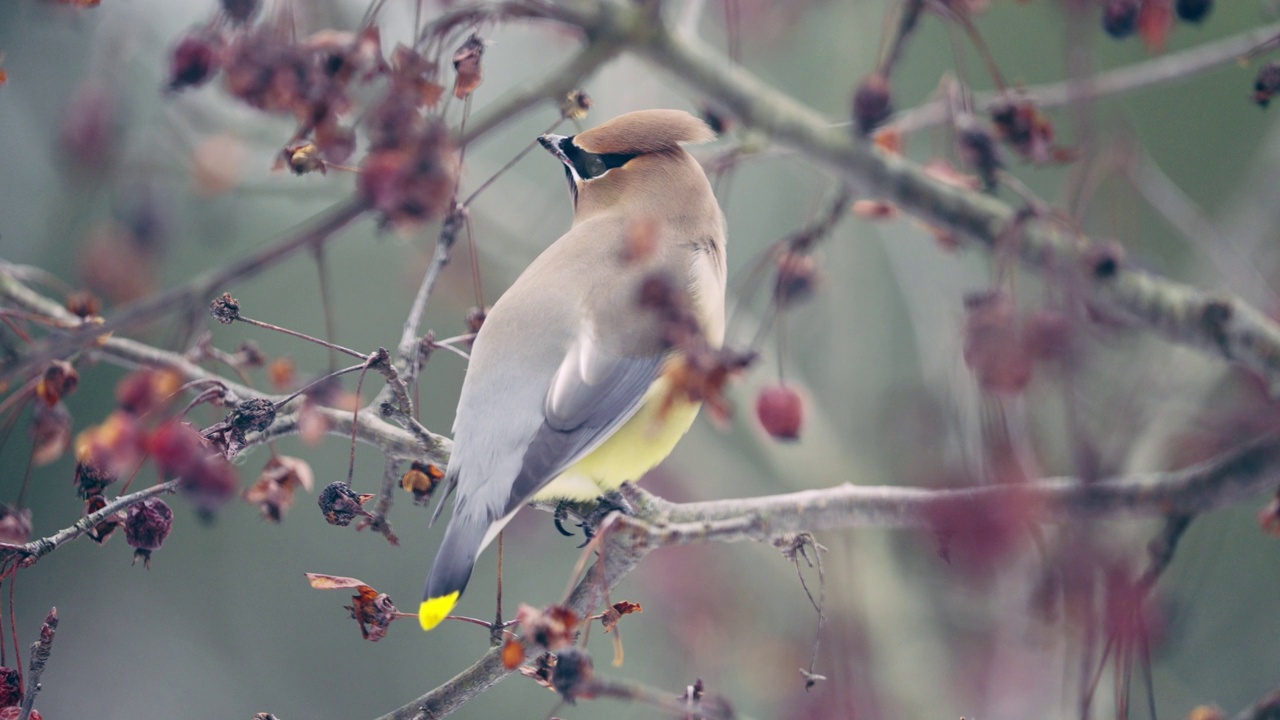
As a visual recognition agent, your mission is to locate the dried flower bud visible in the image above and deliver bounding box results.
[318,481,373,526]
[756,384,804,440]
[75,458,118,499]
[65,290,101,318]
[36,360,78,407]
[209,292,240,324]
[852,74,893,137]
[956,117,1002,192]
[115,369,182,416]
[773,250,818,307]
[451,33,486,99]
[1102,0,1140,38]
[465,306,488,335]
[125,497,173,567]
[0,505,32,545]
[32,401,72,467]
[1175,0,1212,22]
[0,667,19,707]
[561,90,593,121]
[517,603,580,651]
[168,32,224,92]
[551,646,594,702]
[281,142,325,176]
[1255,62,1280,108]
[84,495,122,544]
[400,461,443,505]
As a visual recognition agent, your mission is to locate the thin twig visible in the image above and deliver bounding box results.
[891,21,1280,134]
[17,608,57,720]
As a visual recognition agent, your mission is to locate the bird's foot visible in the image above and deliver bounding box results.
[553,501,576,537]
[576,490,633,547]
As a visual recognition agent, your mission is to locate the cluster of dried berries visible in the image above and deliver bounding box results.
[163,2,489,221]
[1103,0,1211,49]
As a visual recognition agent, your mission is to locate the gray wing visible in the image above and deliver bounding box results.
[504,333,665,515]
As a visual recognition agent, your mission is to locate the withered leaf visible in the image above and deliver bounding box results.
[451,33,485,99]
[304,572,368,590]
[600,600,642,633]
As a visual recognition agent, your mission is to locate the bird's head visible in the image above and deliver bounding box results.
[539,109,717,216]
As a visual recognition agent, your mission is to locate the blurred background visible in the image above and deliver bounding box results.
[2,0,1280,718]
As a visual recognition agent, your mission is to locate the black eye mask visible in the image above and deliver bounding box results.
[559,136,636,180]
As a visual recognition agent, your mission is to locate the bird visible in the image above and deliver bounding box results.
[419,108,727,631]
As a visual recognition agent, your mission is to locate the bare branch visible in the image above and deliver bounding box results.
[0,482,178,569]
[893,22,1280,134]
[17,608,57,720]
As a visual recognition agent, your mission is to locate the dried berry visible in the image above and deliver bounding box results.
[31,401,72,467]
[357,120,458,229]
[84,495,122,544]
[551,646,594,702]
[36,360,78,407]
[149,422,239,512]
[318,481,373,526]
[116,369,182,416]
[962,291,1032,395]
[230,397,277,435]
[168,32,224,92]
[0,505,31,545]
[280,141,326,176]
[0,667,18,707]
[465,305,488,335]
[0,707,41,720]
[65,290,102,318]
[209,292,240,324]
[1102,0,1140,38]
[756,384,805,440]
[516,603,580,651]
[1175,0,1212,22]
[956,117,1002,192]
[1255,62,1280,108]
[774,250,818,307]
[75,411,145,477]
[852,74,893,137]
[502,637,526,669]
[561,90,592,121]
[74,458,118,499]
[125,497,173,568]
[400,461,443,505]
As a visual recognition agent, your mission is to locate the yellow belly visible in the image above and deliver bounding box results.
[532,378,700,502]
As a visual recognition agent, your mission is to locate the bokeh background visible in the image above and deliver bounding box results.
[2,0,1280,718]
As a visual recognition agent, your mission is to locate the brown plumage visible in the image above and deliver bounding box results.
[573,108,716,155]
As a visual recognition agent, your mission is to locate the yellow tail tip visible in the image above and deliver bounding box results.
[419,592,460,631]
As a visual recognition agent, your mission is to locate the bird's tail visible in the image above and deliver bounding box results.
[420,506,488,631]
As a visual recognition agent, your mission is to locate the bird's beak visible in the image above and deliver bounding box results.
[538,133,571,167]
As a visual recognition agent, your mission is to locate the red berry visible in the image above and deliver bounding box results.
[756,385,804,441]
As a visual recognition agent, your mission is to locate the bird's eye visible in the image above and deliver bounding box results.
[559,137,636,180]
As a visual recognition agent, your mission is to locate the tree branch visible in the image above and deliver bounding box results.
[0,196,370,387]
[378,431,1280,719]
[0,482,178,568]
[892,22,1280,134]
[17,608,57,720]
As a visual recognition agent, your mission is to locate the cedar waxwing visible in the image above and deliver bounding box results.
[419,109,727,631]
